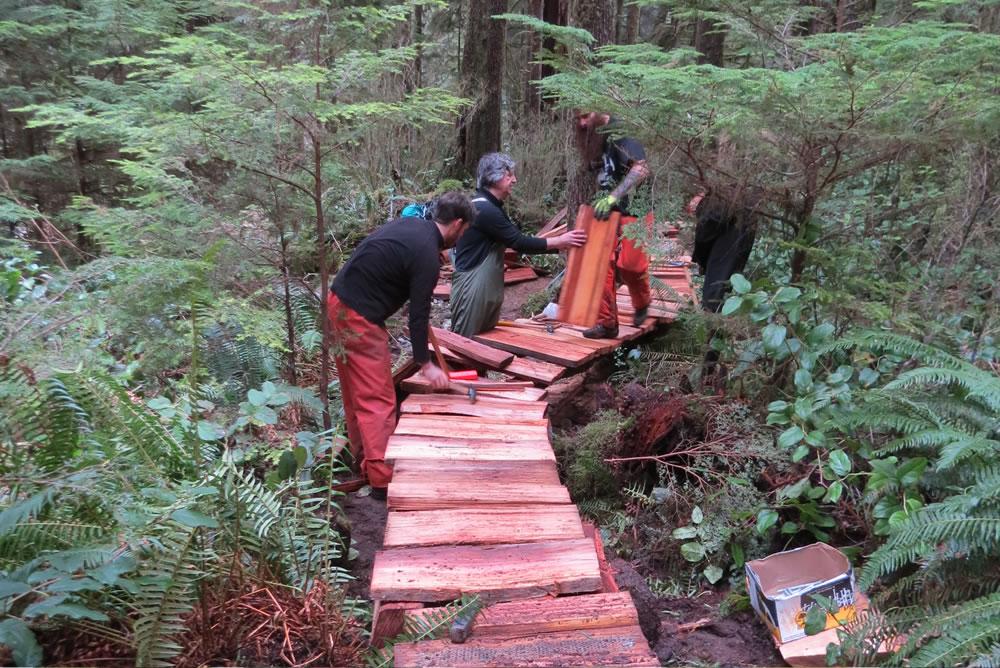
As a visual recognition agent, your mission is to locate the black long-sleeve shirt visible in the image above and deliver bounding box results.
[453,189,548,272]
[331,217,443,364]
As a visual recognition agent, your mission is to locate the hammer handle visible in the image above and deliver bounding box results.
[427,327,451,376]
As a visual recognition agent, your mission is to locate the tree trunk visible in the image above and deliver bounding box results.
[538,0,568,112]
[523,0,543,115]
[313,135,332,432]
[693,15,726,66]
[458,0,506,177]
[410,4,423,92]
[279,227,298,386]
[565,0,614,220]
[624,3,640,44]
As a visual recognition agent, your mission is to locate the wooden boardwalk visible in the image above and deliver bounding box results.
[369,258,695,667]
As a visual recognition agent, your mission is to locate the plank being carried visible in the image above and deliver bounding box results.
[558,206,620,327]
[370,537,602,602]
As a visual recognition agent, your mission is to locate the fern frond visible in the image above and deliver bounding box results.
[936,434,1000,471]
[901,593,1000,667]
[818,331,972,370]
[0,488,58,536]
[885,367,1000,413]
[131,523,206,668]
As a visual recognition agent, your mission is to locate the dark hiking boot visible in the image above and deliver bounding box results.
[632,306,649,327]
[369,486,387,502]
[583,323,619,339]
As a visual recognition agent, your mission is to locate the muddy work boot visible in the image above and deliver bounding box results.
[582,323,619,339]
[632,306,649,327]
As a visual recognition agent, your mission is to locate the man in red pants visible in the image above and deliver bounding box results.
[574,111,653,339]
[328,192,476,500]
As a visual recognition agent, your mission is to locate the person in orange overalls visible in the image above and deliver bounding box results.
[328,192,477,500]
[574,111,653,339]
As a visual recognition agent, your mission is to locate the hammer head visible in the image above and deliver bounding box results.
[467,386,477,404]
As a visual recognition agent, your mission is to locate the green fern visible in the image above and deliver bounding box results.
[131,523,206,668]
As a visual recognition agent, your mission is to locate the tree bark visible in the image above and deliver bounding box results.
[565,0,614,220]
[624,3,640,44]
[458,0,506,177]
[524,0,543,115]
[693,15,726,66]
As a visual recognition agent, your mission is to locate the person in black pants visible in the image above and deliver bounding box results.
[688,191,757,313]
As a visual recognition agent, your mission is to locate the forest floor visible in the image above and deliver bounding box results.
[342,275,784,667]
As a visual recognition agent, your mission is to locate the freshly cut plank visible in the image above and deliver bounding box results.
[501,355,567,385]
[385,435,555,462]
[395,414,550,438]
[370,537,602,602]
[432,281,451,299]
[558,206,619,327]
[387,482,570,511]
[404,592,639,638]
[393,624,657,667]
[392,459,560,487]
[400,395,547,420]
[495,323,617,351]
[383,505,583,546]
[536,207,567,237]
[504,266,538,284]
[474,328,600,367]
[432,327,514,368]
[400,376,547,402]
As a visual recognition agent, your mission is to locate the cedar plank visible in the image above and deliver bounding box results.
[432,327,514,368]
[400,376,546,401]
[392,624,658,667]
[383,505,583,545]
[501,355,568,385]
[400,395,547,420]
[391,459,560,486]
[385,435,555,462]
[394,415,551,440]
[387,482,570,511]
[495,323,617,351]
[559,207,620,327]
[474,328,599,367]
[504,266,538,284]
[404,592,639,638]
[370,537,602,603]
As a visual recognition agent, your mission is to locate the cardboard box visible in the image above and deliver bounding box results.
[745,542,857,644]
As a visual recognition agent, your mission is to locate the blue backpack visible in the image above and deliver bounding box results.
[401,201,433,219]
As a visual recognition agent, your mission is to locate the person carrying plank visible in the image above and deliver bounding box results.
[574,111,654,339]
[328,191,477,499]
[450,152,587,337]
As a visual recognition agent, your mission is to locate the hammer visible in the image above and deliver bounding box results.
[428,327,477,403]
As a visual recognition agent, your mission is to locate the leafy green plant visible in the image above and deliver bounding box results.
[0,361,352,666]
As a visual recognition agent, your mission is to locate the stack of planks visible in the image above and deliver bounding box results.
[370,390,659,666]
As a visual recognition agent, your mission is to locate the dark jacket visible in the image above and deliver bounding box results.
[331,217,443,364]
[453,189,548,272]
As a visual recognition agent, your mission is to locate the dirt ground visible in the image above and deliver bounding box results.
[342,276,785,666]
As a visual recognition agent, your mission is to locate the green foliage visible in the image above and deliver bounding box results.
[0,360,352,665]
[554,410,631,500]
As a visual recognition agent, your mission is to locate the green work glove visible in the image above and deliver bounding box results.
[593,194,617,219]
